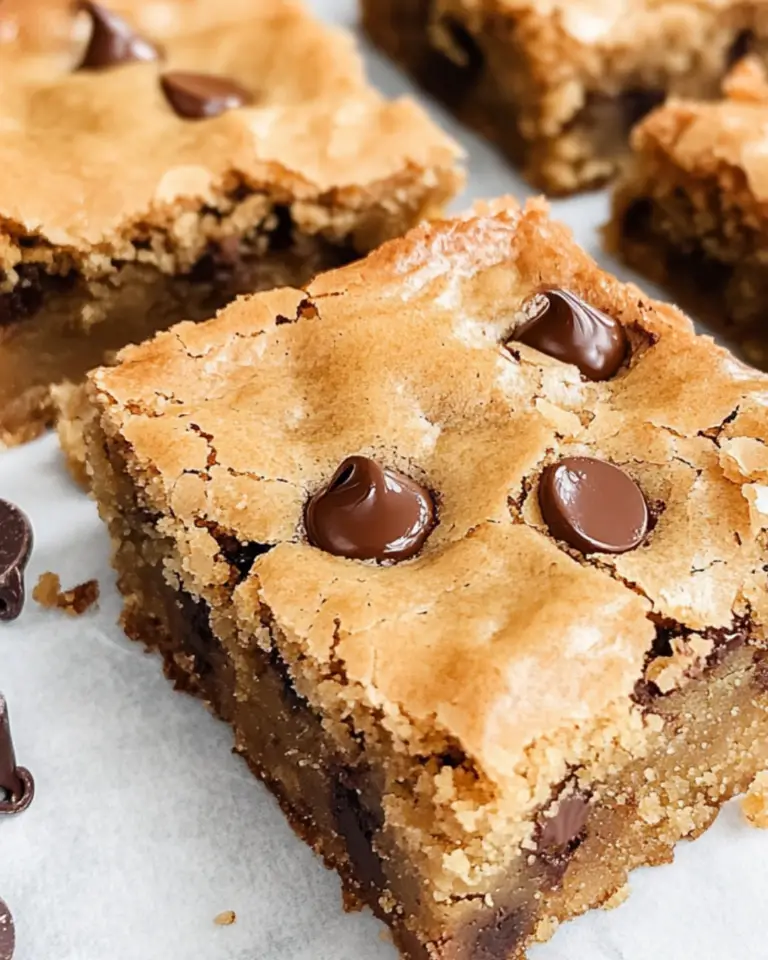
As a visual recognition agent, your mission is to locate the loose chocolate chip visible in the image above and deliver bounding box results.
[305,456,435,562]
[0,695,34,816]
[512,289,628,381]
[77,1,160,70]
[0,501,32,623]
[160,71,253,120]
[0,899,14,960]
[539,457,649,555]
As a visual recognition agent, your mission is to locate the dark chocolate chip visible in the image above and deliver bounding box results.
[537,794,590,873]
[77,1,160,70]
[306,456,435,562]
[160,71,253,120]
[0,695,34,816]
[0,501,32,623]
[216,535,272,582]
[539,795,589,855]
[727,29,755,67]
[0,899,14,960]
[471,906,530,960]
[512,289,628,381]
[331,768,386,895]
[621,197,653,240]
[0,265,77,330]
[620,87,666,132]
[539,457,649,555]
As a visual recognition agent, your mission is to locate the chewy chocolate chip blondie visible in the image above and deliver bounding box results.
[76,200,768,959]
[609,56,768,369]
[362,0,768,194]
[0,0,462,448]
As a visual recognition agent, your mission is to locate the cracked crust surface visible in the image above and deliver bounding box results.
[0,0,462,268]
[83,199,768,836]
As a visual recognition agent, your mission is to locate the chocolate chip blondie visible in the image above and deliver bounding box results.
[0,1,462,448]
[608,56,768,370]
[76,199,768,959]
[362,0,768,194]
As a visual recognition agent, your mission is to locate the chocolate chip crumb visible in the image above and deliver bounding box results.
[213,910,236,926]
[33,572,99,616]
[0,898,14,960]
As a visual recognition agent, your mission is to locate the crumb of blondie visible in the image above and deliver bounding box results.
[602,883,631,911]
[742,772,768,828]
[33,572,100,616]
[213,911,236,926]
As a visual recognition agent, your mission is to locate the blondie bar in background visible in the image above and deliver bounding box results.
[0,0,462,447]
[362,0,768,194]
[609,56,768,370]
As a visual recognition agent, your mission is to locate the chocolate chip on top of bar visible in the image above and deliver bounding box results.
[539,457,649,555]
[160,71,253,119]
[511,288,629,381]
[306,456,435,562]
[0,501,33,623]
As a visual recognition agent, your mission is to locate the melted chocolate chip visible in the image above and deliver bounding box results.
[0,501,32,623]
[512,289,628,381]
[77,2,160,70]
[0,265,77,329]
[537,794,590,869]
[0,695,34,816]
[0,899,14,960]
[539,457,649,555]
[471,907,529,960]
[160,71,253,120]
[306,457,435,562]
[331,768,386,896]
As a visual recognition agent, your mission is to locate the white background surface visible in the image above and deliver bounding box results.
[3,3,768,958]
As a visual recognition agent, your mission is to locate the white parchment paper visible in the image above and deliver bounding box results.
[3,3,768,958]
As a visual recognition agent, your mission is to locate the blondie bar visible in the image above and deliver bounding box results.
[609,56,768,369]
[77,200,768,959]
[0,0,461,447]
[362,0,768,194]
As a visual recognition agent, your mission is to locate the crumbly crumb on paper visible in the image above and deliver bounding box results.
[213,911,236,926]
[742,772,768,828]
[33,572,100,616]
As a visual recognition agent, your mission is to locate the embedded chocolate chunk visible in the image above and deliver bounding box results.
[77,2,160,70]
[0,899,14,960]
[0,501,32,623]
[0,695,34,816]
[539,457,649,555]
[513,289,628,381]
[538,794,590,864]
[306,456,435,562]
[160,71,253,120]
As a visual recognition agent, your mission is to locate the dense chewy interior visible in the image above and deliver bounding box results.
[0,206,354,446]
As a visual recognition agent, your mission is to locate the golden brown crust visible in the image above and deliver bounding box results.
[82,201,768,845]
